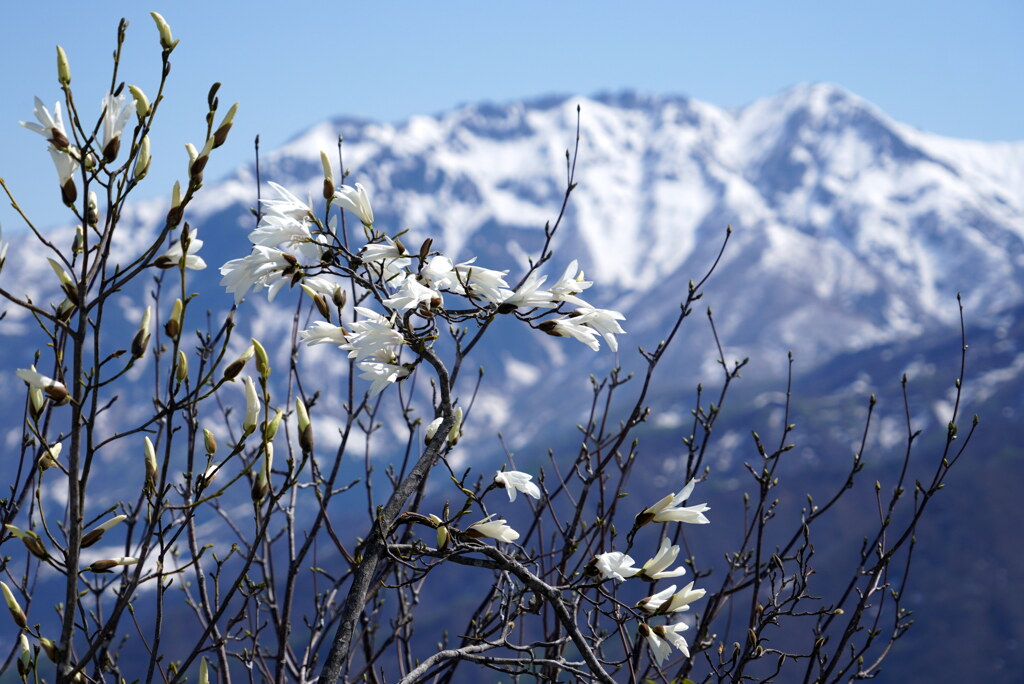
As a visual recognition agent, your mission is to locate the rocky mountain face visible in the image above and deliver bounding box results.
[1,83,1021,682]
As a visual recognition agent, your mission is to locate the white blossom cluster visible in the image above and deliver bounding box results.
[21,94,134,205]
[593,479,710,666]
[217,168,627,399]
[429,470,541,548]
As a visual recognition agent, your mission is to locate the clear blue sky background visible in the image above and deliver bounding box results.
[1,1,1021,231]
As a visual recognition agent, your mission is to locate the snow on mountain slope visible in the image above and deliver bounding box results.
[2,83,1021,453]
[253,83,1024,360]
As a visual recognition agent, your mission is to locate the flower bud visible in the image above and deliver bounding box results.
[242,376,260,434]
[128,85,150,117]
[332,286,347,310]
[203,428,217,455]
[150,12,178,51]
[165,298,183,339]
[81,514,127,548]
[166,181,184,228]
[427,513,450,549]
[56,297,76,324]
[251,444,273,502]
[134,135,151,181]
[5,524,48,560]
[131,306,152,359]
[87,556,138,573]
[295,398,313,453]
[144,436,158,494]
[252,338,270,379]
[38,441,62,471]
[199,658,209,684]
[263,408,283,441]
[448,406,463,446]
[197,461,221,489]
[0,581,27,629]
[320,151,335,199]
[61,176,77,206]
[17,633,31,678]
[39,637,58,663]
[301,284,331,320]
[86,191,99,227]
[72,224,84,254]
[48,257,78,303]
[56,45,71,85]
[175,349,189,382]
[223,344,254,380]
[29,386,45,418]
[425,416,442,444]
[212,102,238,149]
[187,142,209,182]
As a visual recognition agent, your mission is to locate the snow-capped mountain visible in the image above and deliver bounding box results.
[3,82,1023,451]
[2,83,1021,683]
[258,82,1023,359]
[5,81,1023,443]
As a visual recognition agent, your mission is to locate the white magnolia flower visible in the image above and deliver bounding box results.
[639,622,672,666]
[384,274,441,311]
[334,183,374,226]
[638,581,706,615]
[301,275,345,301]
[357,361,409,398]
[466,515,520,543]
[249,210,323,262]
[220,246,293,304]
[640,538,688,580]
[643,479,711,525]
[100,92,133,159]
[594,551,640,582]
[158,227,207,271]
[16,366,68,401]
[640,621,690,665]
[637,584,678,614]
[360,238,413,284]
[575,307,626,353]
[48,145,79,186]
[20,97,70,148]
[361,237,407,262]
[494,470,541,502]
[242,376,261,433]
[540,317,601,351]
[420,255,457,290]
[658,621,691,659]
[548,259,593,306]
[454,259,509,304]
[260,181,314,220]
[298,321,347,347]
[340,308,405,362]
[501,271,555,309]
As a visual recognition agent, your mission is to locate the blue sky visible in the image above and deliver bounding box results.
[1,1,1021,230]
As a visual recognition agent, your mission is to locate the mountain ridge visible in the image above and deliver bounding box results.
[1,82,1020,683]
